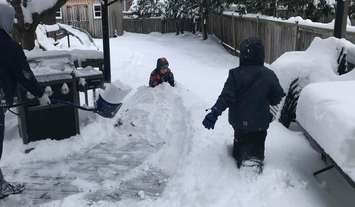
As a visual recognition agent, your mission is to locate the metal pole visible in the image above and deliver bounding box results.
[202,0,208,40]
[334,0,350,38]
[67,32,71,48]
[102,0,111,83]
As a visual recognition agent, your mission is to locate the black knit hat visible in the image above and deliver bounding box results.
[240,38,265,66]
[156,57,169,69]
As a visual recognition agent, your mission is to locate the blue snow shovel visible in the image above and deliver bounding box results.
[0,97,122,119]
[52,95,122,119]
[94,94,123,118]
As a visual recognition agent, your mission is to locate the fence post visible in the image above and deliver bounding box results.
[221,15,224,44]
[256,15,260,38]
[232,13,236,55]
[295,21,300,51]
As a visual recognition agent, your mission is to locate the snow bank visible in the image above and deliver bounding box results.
[297,81,355,180]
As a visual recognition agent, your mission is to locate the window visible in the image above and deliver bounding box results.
[56,8,63,20]
[93,4,102,19]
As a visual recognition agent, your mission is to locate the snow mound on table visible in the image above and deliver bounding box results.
[297,81,355,180]
[271,37,355,92]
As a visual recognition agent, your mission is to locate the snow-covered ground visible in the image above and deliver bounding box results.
[1,32,354,206]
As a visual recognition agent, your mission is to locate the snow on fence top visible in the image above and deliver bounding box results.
[297,81,355,180]
[223,12,355,33]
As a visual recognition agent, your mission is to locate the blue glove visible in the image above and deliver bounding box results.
[202,107,221,130]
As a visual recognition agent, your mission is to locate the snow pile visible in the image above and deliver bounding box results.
[58,23,98,50]
[271,37,355,92]
[27,53,74,78]
[36,24,99,51]
[99,81,131,104]
[297,81,355,180]
[26,49,103,68]
[21,0,58,24]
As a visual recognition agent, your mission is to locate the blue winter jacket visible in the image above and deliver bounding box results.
[213,38,285,131]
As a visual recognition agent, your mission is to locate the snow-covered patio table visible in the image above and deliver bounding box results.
[297,81,355,184]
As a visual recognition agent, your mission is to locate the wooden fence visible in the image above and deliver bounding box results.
[123,14,355,64]
[123,17,194,34]
[209,13,355,63]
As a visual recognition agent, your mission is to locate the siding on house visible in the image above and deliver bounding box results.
[58,0,124,38]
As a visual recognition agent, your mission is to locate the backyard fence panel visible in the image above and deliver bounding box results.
[213,14,355,63]
[122,14,355,63]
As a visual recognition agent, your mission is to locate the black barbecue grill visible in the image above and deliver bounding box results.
[17,52,105,144]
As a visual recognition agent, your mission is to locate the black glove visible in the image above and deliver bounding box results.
[202,107,221,130]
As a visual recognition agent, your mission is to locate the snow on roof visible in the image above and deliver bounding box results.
[297,81,355,180]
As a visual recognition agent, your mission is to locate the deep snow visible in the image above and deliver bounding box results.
[0,32,354,206]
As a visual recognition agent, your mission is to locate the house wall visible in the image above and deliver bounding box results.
[58,0,123,38]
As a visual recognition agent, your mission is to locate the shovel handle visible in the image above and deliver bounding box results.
[51,99,96,112]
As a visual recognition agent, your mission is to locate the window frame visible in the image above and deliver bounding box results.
[55,8,63,20]
[93,3,102,19]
